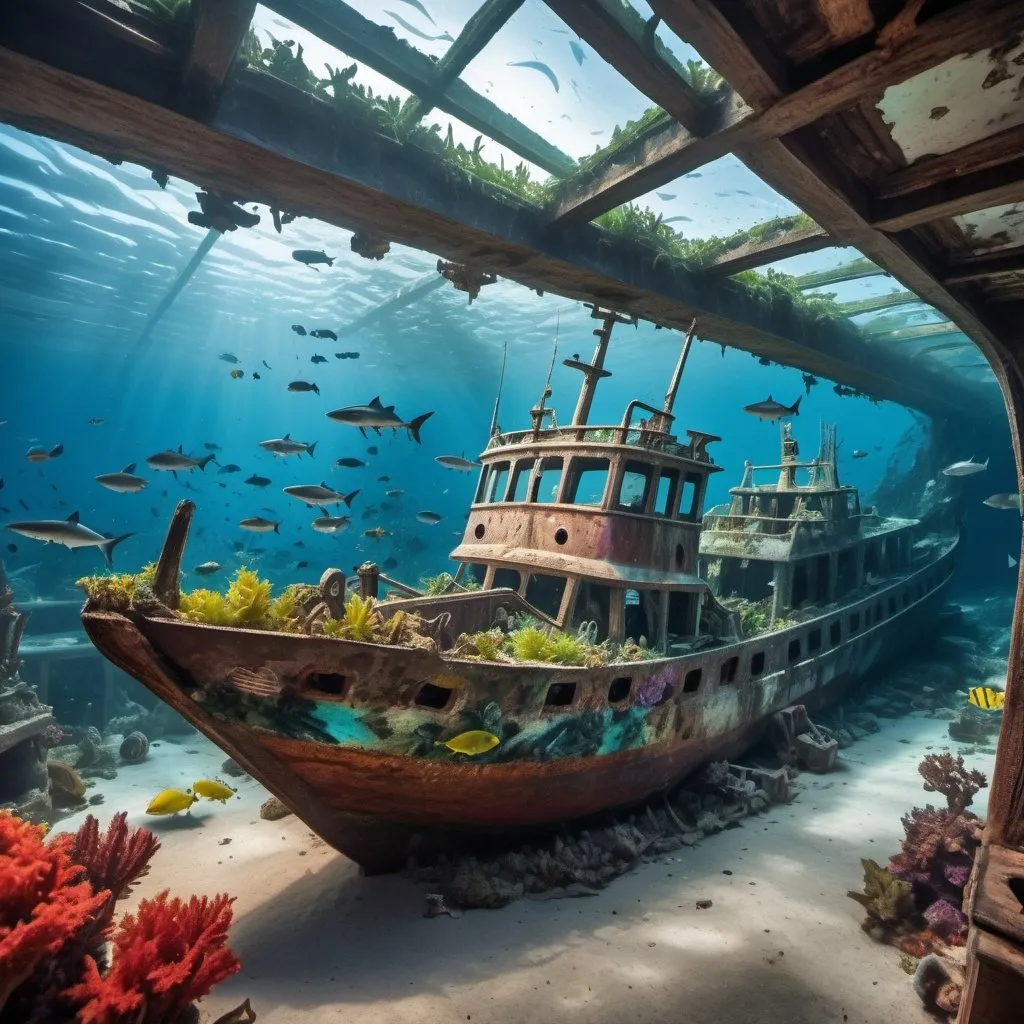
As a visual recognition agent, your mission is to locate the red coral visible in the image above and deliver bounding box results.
[918,753,987,816]
[67,890,240,1024]
[0,812,107,1012]
[69,813,160,929]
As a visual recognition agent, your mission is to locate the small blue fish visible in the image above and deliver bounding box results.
[685,172,703,178]
[508,60,559,92]
[569,40,585,66]
[663,215,692,224]
[656,192,676,201]
[385,10,453,41]
[397,0,434,25]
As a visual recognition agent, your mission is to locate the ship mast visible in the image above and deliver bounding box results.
[564,305,634,427]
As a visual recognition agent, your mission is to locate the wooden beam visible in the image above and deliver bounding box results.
[794,256,883,289]
[871,159,1024,232]
[267,0,575,176]
[866,321,961,343]
[0,44,997,424]
[405,0,523,123]
[877,123,1024,201]
[701,224,831,275]
[943,244,1024,286]
[839,290,920,316]
[548,0,1024,223]
[543,0,713,132]
[179,0,257,119]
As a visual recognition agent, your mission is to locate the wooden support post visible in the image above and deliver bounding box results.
[853,545,866,591]
[179,0,257,119]
[657,591,669,652]
[827,552,838,603]
[770,563,792,624]
[608,590,625,644]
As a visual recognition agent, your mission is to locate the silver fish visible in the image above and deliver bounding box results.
[983,492,1020,510]
[385,10,453,41]
[6,511,132,568]
[292,249,334,270]
[239,516,280,533]
[311,507,351,533]
[742,395,801,422]
[259,433,317,458]
[193,561,223,575]
[283,483,361,507]
[434,454,480,471]
[326,396,433,442]
[146,447,216,473]
[95,463,148,494]
[508,59,559,92]
[26,443,64,462]
[941,456,989,477]
[416,510,442,524]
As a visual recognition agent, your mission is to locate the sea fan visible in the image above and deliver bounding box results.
[225,568,272,626]
[66,890,240,1024]
[0,812,107,1012]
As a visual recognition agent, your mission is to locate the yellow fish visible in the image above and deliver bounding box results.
[230,368,244,379]
[438,730,500,756]
[193,778,236,803]
[146,788,197,815]
[967,686,1005,711]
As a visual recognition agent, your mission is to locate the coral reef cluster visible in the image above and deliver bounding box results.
[847,753,986,1018]
[0,809,241,1023]
[454,623,659,668]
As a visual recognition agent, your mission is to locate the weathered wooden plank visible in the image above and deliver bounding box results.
[179,0,257,118]
[406,0,523,122]
[839,289,919,316]
[871,160,1024,233]
[543,0,714,131]
[267,0,575,176]
[943,245,1024,286]
[551,0,1024,223]
[794,255,883,289]
[0,711,55,756]
[0,44,998,423]
[877,123,1024,201]
[701,224,831,275]
[867,321,961,343]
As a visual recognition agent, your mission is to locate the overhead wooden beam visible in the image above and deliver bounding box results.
[405,0,523,124]
[871,159,1024,232]
[179,0,257,119]
[542,0,714,132]
[548,0,1024,223]
[266,0,575,176]
[877,123,1024,201]
[943,244,1024,286]
[0,43,996,423]
[866,321,962,343]
[794,256,884,289]
[701,223,831,275]
[646,0,1014,405]
[839,290,920,316]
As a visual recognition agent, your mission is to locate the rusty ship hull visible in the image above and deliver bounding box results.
[81,535,955,872]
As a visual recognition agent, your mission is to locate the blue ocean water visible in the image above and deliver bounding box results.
[0,124,1015,604]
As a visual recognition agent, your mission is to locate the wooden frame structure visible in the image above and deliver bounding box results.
[2,0,1024,1013]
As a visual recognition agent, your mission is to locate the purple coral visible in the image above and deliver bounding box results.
[923,899,968,943]
[943,863,971,888]
[635,668,673,708]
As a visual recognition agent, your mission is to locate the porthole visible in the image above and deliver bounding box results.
[474,523,485,539]
[554,527,568,545]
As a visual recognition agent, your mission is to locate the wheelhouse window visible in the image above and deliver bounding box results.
[679,472,702,521]
[525,573,566,619]
[617,461,653,512]
[485,461,510,502]
[624,588,657,644]
[667,591,696,642]
[463,563,487,588]
[531,457,563,503]
[563,456,610,506]
[493,567,522,592]
[508,460,534,503]
[572,580,611,639]
[653,468,679,517]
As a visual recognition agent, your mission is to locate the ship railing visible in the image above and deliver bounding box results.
[703,513,795,537]
[486,425,712,462]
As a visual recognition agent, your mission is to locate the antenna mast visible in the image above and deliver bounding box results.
[489,339,508,437]
[565,305,634,427]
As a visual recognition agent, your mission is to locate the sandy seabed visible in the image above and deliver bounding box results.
[57,712,995,1024]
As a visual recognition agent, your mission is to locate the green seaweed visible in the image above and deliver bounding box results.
[323,594,379,642]
[847,858,915,924]
[508,626,554,663]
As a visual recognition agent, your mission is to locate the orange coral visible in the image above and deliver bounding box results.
[67,890,240,1024]
[0,811,107,1012]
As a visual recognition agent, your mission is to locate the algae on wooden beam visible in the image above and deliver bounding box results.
[794,257,883,290]
[840,290,920,317]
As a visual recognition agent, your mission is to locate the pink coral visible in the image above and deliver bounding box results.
[67,890,241,1024]
[918,753,987,816]
[923,899,968,944]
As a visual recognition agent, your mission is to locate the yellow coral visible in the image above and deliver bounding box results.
[323,594,380,642]
[508,626,553,663]
[462,630,506,661]
[76,573,137,612]
[269,585,303,633]
[547,633,586,666]
[225,567,272,625]
[178,588,232,626]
